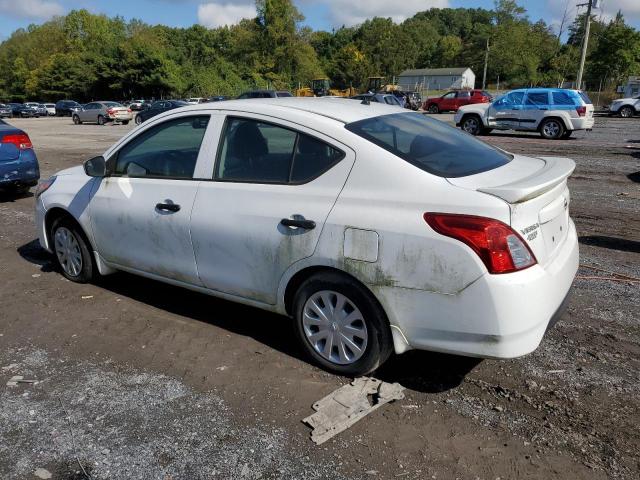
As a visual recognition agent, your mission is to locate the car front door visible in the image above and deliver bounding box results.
[89,114,213,284]
[520,91,550,130]
[487,91,524,129]
[439,92,456,111]
[190,114,355,305]
[79,103,96,122]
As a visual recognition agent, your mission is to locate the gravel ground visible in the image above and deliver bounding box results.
[0,115,638,479]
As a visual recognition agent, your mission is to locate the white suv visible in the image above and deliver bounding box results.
[455,88,594,139]
[608,95,639,118]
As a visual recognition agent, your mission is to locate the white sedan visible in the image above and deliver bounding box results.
[34,98,578,375]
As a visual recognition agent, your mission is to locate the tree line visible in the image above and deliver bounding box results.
[0,0,638,102]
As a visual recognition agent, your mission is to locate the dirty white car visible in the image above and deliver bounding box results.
[34,98,578,375]
[608,95,639,118]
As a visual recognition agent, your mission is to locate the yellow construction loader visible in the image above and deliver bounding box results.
[296,78,356,97]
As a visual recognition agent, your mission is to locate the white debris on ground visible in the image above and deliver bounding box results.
[304,377,405,445]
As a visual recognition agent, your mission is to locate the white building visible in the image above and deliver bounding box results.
[397,67,476,91]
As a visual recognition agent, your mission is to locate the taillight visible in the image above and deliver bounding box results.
[107,108,115,115]
[424,213,537,274]
[576,106,586,117]
[127,108,132,113]
[1,133,32,150]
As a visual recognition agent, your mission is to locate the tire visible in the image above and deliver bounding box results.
[97,115,105,126]
[619,106,634,118]
[72,115,81,125]
[428,104,439,114]
[135,115,142,125]
[50,216,95,283]
[122,120,129,125]
[293,272,393,376]
[461,114,483,136]
[539,118,565,140]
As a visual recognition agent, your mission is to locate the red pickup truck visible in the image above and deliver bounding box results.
[423,89,492,113]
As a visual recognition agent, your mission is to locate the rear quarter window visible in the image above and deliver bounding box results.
[346,112,512,178]
[578,92,592,104]
[552,91,575,105]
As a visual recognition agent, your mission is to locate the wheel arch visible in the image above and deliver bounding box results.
[44,207,95,254]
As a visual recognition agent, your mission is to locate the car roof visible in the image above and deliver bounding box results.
[180,97,405,124]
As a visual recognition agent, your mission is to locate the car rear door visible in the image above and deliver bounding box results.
[520,91,551,130]
[190,113,355,305]
[455,91,471,110]
[89,114,213,284]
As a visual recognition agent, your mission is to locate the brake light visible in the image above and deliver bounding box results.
[1,133,32,150]
[107,108,115,115]
[424,213,536,274]
[127,108,132,113]
[576,106,586,117]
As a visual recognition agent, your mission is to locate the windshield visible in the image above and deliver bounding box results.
[345,112,512,178]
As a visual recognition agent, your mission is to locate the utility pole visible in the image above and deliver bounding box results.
[576,0,596,89]
[482,38,489,90]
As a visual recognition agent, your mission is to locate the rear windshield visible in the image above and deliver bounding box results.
[578,91,592,104]
[345,112,512,178]
[103,102,122,107]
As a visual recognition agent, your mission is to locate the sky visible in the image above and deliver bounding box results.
[0,0,639,41]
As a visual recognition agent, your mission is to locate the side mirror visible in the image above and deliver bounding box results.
[84,156,106,177]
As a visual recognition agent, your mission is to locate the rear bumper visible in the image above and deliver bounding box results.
[0,155,40,188]
[569,117,595,130]
[377,219,579,358]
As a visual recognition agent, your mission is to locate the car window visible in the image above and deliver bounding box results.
[384,96,398,105]
[579,92,593,104]
[103,102,121,107]
[458,91,471,98]
[277,91,293,97]
[496,91,524,106]
[525,92,549,106]
[552,91,575,105]
[345,112,512,178]
[113,116,209,179]
[291,134,344,183]
[443,92,456,99]
[216,117,344,184]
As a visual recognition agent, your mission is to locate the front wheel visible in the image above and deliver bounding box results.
[619,106,634,118]
[461,115,483,136]
[50,217,95,283]
[540,118,565,140]
[293,272,393,376]
[72,115,81,125]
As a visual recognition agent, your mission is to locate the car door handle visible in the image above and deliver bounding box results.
[280,218,316,230]
[156,202,181,212]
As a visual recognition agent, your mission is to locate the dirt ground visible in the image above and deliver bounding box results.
[1,115,638,480]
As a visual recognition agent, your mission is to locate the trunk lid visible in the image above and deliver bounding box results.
[448,155,575,265]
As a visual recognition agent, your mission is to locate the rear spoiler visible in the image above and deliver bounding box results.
[478,157,575,203]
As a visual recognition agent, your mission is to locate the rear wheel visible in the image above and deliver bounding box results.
[461,115,483,136]
[619,106,634,118]
[428,104,439,114]
[50,216,95,283]
[97,115,105,126]
[72,115,81,125]
[293,272,393,376]
[539,118,565,140]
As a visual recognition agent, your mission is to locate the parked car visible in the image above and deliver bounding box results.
[0,104,12,118]
[0,119,39,193]
[25,102,48,116]
[35,98,578,376]
[73,101,133,125]
[455,88,594,139]
[43,103,56,116]
[186,98,207,104]
[135,100,188,125]
[236,90,293,99]
[129,100,147,111]
[350,93,404,107]
[9,103,40,118]
[608,95,639,118]
[424,89,492,113]
[55,100,82,117]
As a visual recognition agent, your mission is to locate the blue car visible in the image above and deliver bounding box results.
[0,120,40,193]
